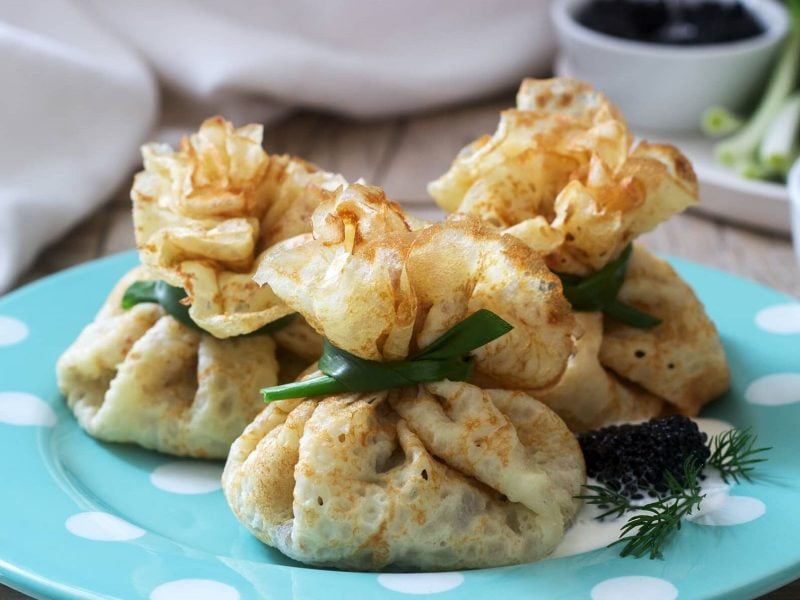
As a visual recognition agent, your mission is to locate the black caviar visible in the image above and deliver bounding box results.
[575,0,765,46]
[578,415,710,499]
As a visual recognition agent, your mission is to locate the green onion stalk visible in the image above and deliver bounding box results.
[261,309,513,402]
[712,0,800,180]
[555,244,662,329]
[121,280,295,336]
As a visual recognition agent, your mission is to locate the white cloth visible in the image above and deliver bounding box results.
[0,0,555,292]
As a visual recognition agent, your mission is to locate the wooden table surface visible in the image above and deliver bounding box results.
[3,93,799,599]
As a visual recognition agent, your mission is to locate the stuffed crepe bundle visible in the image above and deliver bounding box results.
[222,184,585,570]
[56,268,279,458]
[57,118,336,457]
[429,78,730,431]
[131,116,346,341]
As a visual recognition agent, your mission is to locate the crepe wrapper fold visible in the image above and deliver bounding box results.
[478,247,730,433]
[56,268,280,458]
[428,77,698,276]
[254,183,575,389]
[223,382,584,570]
[221,184,584,570]
[599,244,730,416]
[131,116,346,339]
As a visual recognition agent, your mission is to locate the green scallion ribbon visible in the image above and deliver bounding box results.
[555,244,661,329]
[260,309,513,402]
[121,280,295,335]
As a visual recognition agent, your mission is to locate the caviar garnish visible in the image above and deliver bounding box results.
[578,415,710,499]
[577,419,771,560]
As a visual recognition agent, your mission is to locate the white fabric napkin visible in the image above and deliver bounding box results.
[0,0,555,292]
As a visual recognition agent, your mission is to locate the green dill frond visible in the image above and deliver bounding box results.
[708,428,771,484]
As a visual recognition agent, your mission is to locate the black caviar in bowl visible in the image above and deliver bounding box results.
[575,0,765,45]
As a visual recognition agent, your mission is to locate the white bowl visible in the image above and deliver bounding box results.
[788,159,800,266]
[551,0,789,131]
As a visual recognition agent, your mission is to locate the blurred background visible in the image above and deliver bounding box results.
[2,0,798,300]
[1,0,557,293]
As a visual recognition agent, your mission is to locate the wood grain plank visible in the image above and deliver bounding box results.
[380,96,512,202]
[100,203,136,256]
[720,224,799,296]
[276,115,401,185]
[11,202,112,289]
[262,111,328,158]
[111,176,134,207]
[641,213,800,298]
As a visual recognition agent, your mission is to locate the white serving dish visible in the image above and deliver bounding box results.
[551,0,789,132]
[650,128,791,233]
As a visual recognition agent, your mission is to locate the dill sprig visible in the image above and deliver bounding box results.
[577,428,770,560]
[611,457,705,559]
[576,483,633,521]
[707,427,771,484]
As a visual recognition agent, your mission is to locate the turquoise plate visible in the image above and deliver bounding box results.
[1,251,799,600]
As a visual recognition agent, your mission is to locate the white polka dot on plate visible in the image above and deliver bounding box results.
[591,576,677,600]
[149,461,223,494]
[65,511,146,541]
[691,496,765,526]
[150,579,239,600]
[0,316,28,346]
[377,572,465,595]
[0,392,56,427]
[755,304,800,334]
[745,373,800,406]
